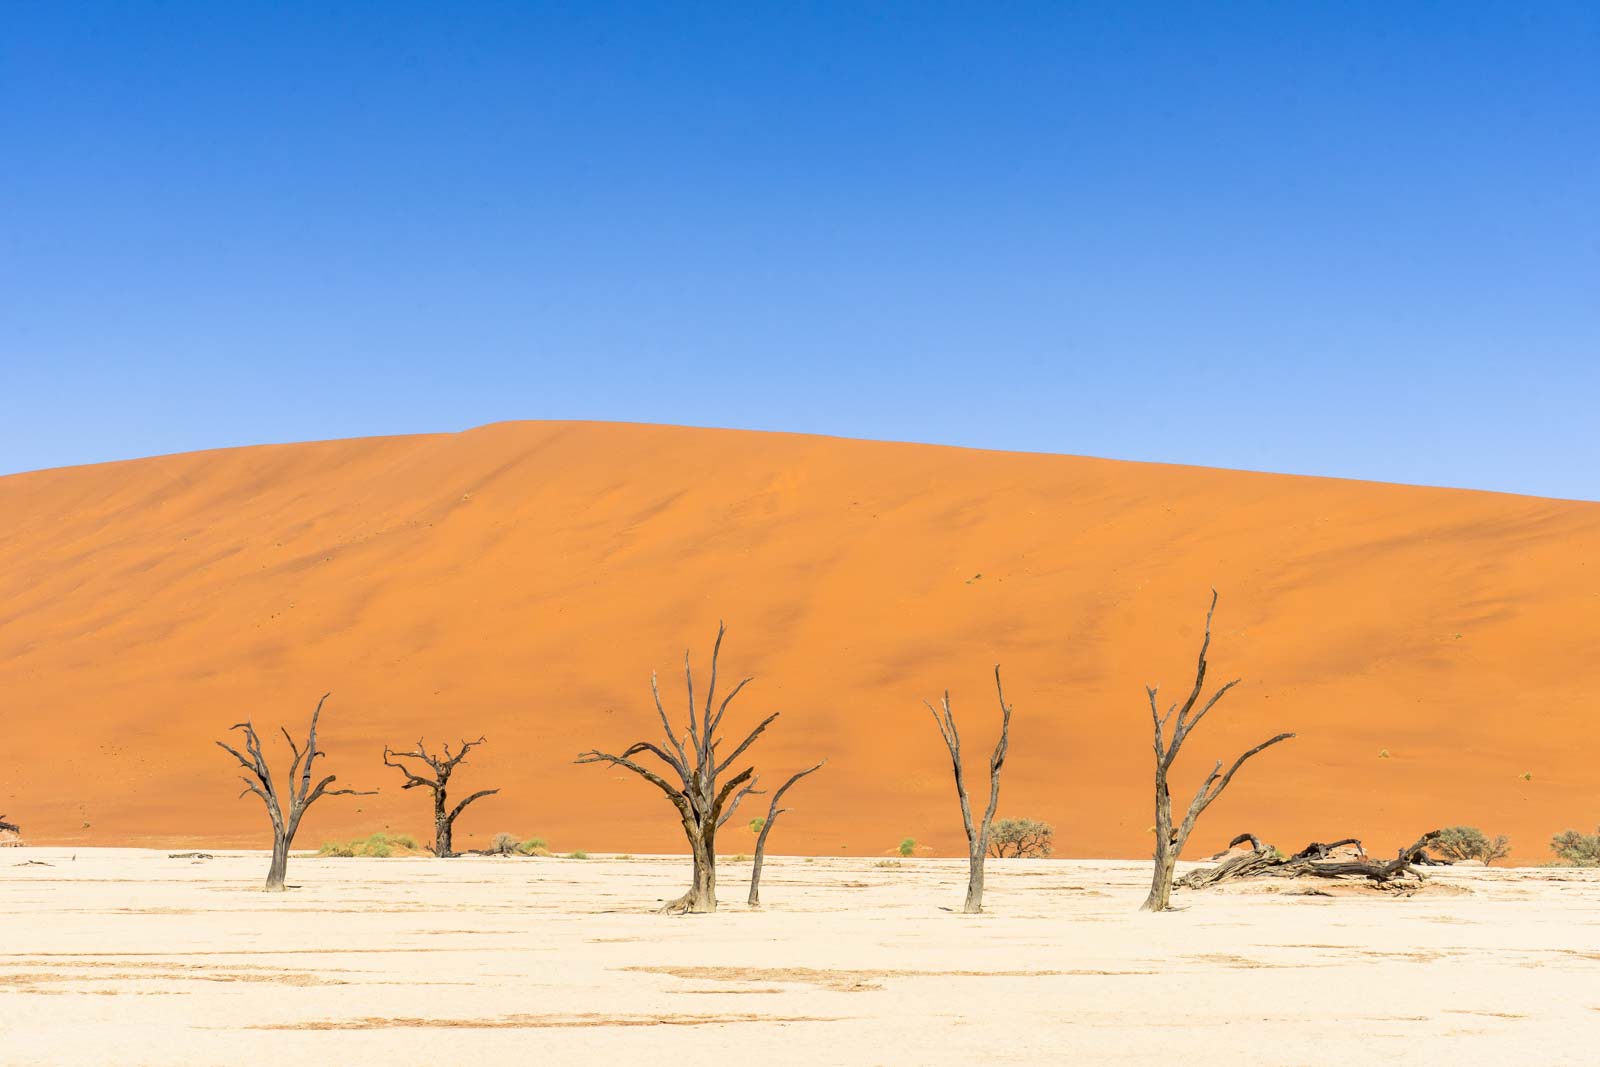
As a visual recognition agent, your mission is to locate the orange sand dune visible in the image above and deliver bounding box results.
[2,421,1596,862]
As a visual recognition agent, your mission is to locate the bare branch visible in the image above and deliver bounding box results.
[448,788,500,823]
[716,775,763,829]
[1197,732,1295,815]
[714,711,781,778]
[650,671,690,772]
[575,749,692,817]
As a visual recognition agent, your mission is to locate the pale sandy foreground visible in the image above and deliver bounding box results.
[2,850,1598,1065]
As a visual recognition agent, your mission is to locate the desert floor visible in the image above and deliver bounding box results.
[2,849,1597,1065]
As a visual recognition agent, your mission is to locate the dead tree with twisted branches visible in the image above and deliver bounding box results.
[216,694,374,891]
[926,665,1014,914]
[1143,591,1294,912]
[381,737,499,856]
[575,623,778,913]
[747,761,825,907]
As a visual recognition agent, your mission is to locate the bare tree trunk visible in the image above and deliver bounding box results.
[965,844,986,913]
[748,827,773,906]
[1142,777,1176,911]
[265,831,290,891]
[433,788,452,858]
[747,762,824,907]
[659,818,719,913]
[688,830,716,912]
[1141,591,1293,913]
[926,666,1014,915]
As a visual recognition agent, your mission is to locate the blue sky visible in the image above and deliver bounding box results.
[3,4,1596,498]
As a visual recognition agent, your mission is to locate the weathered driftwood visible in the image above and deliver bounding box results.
[216,694,375,891]
[381,736,499,856]
[1143,591,1294,912]
[1288,838,1366,862]
[926,665,1014,914]
[1180,830,1446,891]
[575,622,782,914]
[747,761,825,907]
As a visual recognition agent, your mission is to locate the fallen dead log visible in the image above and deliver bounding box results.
[1287,838,1366,861]
[1180,830,1446,891]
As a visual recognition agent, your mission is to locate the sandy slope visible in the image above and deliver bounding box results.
[2,850,1598,1066]
[1,421,1597,861]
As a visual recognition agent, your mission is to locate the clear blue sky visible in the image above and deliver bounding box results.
[3,4,1596,498]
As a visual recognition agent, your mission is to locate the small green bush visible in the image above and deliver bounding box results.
[749,816,766,833]
[513,837,549,856]
[897,837,916,858]
[1550,827,1600,867]
[987,817,1054,859]
[565,850,589,860]
[1434,826,1511,865]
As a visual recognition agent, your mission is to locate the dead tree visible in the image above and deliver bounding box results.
[216,694,374,891]
[0,816,17,835]
[747,761,825,907]
[575,622,778,913]
[926,665,1014,914]
[1143,591,1293,912]
[381,737,499,856]
[1180,830,1444,891]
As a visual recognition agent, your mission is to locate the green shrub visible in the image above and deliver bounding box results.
[565,850,589,860]
[1550,827,1600,867]
[1433,826,1511,865]
[987,817,1054,859]
[392,833,418,850]
[898,837,916,858]
[749,817,766,833]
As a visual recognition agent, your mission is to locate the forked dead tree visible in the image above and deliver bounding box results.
[381,737,499,856]
[747,761,825,907]
[216,694,374,891]
[926,665,1014,914]
[1143,591,1293,912]
[575,623,777,913]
